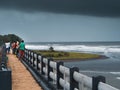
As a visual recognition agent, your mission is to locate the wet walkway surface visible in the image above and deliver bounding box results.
[7,54,43,90]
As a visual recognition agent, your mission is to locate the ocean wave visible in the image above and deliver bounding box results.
[25,44,120,53]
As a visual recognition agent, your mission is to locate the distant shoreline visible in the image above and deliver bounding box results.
[54,54,108,62]
[33,50,108,62]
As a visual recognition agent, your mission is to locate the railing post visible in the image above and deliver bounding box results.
[23,49,26,61]
[26,50,28,62]
[30,51,32,64]
[41,56,45,75]
[28,50,31,63]
[70,67,79,90]
[36,54,40,70]
[56,61,64,89]
[47,58,53,81]
[22,49,25,61]
[33,52,35,67]
[23,49,27,61]
[92,76,106,90]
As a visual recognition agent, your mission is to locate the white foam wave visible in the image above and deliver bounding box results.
[26,45,50,50]
[80,70,110,74]
[116,77,120,80]
[110,72,120,75]
[80,71,120,75]
[107,48,120,52]
[25,44,120,53]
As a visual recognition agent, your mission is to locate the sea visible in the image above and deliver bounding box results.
[25,41,120,89]
[25,41,120,60]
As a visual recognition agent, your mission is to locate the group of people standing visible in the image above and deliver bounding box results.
[5,40,25,60]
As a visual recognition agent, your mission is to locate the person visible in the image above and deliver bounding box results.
[5,41,10,54]
[11,41,17,54]
[15,41,19,56]
[19,40,25,60]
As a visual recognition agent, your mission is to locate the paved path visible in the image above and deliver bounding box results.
[7,54,43,90]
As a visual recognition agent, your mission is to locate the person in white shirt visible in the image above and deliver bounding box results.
[5,42,10,54]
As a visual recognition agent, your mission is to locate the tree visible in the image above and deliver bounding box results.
[0,35,3,46]
[0,34,22,44]
[49,46,54,52]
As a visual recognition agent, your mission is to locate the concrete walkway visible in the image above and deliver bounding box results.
[7,54,43,90]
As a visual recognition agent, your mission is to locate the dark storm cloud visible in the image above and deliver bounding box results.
[0,0,120,17]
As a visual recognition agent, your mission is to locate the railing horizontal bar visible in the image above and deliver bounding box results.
[43,67,47,74]
[43,58,48,64]
[59,65,70,76]
[34,53,37,58]
[38,55,41,60]
[59,78,70,90]
[74,88,79,90]
[34,61,37,66]
[38,63,41,69]
[49,72,57,81]
[50,61,57,69]
[98,82,119,90]
[73,71,92,89]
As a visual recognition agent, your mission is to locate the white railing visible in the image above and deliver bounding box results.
[73,71,92,90]
[98,82,119,90]
[24,49,120,90]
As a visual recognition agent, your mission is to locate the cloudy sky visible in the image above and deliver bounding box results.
[0,0,120,42]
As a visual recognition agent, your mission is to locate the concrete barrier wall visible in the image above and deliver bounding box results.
[0,44,12,90]
[0,69,12,90]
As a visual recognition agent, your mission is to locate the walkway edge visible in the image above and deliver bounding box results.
[21,60,52,90]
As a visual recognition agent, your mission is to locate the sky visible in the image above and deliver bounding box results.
[0,0,120,42]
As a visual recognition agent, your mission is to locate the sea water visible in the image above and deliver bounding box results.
[25,41,120,89]
[26,41,120,60]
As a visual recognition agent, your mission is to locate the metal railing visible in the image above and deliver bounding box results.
[23,49,119,90]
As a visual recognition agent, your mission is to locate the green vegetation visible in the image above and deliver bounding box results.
[0,33,22,64]
[0,34,22,46]
[33,50,101,61]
